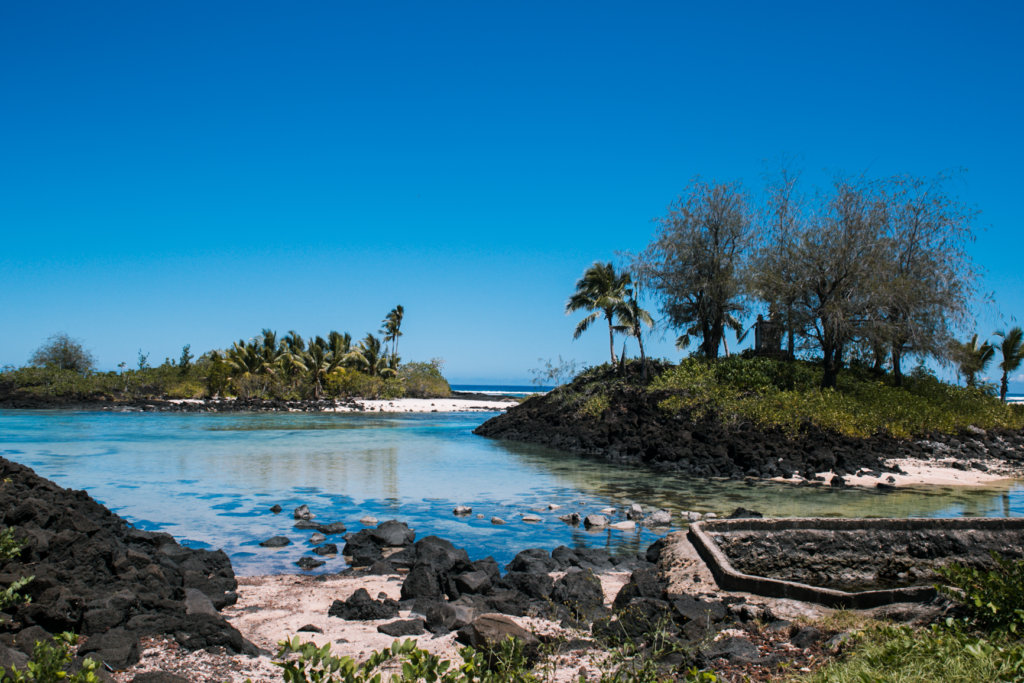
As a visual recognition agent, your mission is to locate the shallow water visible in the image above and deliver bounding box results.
[0,409,1021,575]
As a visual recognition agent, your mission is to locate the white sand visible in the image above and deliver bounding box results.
[771,455,1024,489]
[330,397,515,413]
[110,570,630,682]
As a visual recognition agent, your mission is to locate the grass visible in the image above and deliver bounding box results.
[615,354,1024,439]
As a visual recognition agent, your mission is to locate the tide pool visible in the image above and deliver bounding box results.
[0,409,1020,575]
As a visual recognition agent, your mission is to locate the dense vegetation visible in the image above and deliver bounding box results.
[558,354,1024,439]
[0,307,453,404]
[567,169,1024,397]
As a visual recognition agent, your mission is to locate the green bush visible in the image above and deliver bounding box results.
[938,552,1024,635]
[268,636,536,683]
[1,632,100,682]
[647,356,1024,438]
[397,361,451,398]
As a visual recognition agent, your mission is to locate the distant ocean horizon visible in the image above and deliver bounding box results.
[450,384,551,397]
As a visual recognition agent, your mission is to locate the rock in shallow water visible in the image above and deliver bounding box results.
[259,536,290,548]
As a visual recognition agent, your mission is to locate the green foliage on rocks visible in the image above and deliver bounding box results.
[647,355,1024,439]
[0,632,100,683]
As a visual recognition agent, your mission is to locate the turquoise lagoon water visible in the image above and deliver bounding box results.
[0,408,1021,576]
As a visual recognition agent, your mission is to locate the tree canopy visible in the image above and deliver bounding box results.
[29,333,95,374]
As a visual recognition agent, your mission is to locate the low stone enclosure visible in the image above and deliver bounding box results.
[688,517,1024,608]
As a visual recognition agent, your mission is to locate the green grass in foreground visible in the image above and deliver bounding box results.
[578,355,1024,439]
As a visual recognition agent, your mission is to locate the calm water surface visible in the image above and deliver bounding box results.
[1,409,1021,575]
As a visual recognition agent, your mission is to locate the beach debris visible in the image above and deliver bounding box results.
[610,520,636,531]
[547,503,561,510]
[360,515,379,526]
[491,517,505,525]
[293,504,314,520]
[259,535,290,548]
[584,514,609,529]
[559,512,581,525]
[644,510,673,527]
[626,503,644,520]
[269,504,282,514]
[453,505,472,516]
[296,556,325,570]
[521,514,541,523]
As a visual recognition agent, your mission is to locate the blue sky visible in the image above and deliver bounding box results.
[2,1,1022,386]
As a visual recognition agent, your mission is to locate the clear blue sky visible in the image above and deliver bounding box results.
[2,1,1022,386]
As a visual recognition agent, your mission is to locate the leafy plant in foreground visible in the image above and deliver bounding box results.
[937,552,1024,635]
[0,632,100,683]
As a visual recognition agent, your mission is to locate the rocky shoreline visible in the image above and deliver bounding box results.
[473,387,1024,485]
[0,457,975,681]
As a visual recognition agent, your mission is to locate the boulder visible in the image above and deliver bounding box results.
[583,515,608,529]
[377,619,425,637]
[296,557,325,570]
[552,570,605,620]
[368,520,415,547]
[293,505,314,520]
[328,589,400,621]
[507,548,558,574]
[455,614,541,663]
[258,536,290,548]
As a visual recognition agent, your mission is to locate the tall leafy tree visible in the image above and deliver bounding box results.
[872,174,977,385]
[566,262,632,364]
[636,179,752,359]
[784,178,886,387]
[29,333,95,374]
[995,327,1024,403]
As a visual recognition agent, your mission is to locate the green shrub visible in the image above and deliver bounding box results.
[0,527,32,610]
[1,632,101,682]
[398,361,451,398]
[647,356,1024,438]
[326,368,385,399]
[938,552,1024,635]
[798,622,1024,683]
[268,636,537,683]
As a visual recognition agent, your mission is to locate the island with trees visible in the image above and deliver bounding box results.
[477,170,1024,483]
[0,306,458,410]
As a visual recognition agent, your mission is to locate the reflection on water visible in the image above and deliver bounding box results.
[0,409,1020,575]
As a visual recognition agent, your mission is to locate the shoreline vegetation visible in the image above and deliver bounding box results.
[475,357,1024,489]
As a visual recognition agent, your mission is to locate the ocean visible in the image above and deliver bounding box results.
[0,406,1020,576]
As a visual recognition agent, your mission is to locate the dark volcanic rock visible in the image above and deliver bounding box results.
[377,619,426,636]
[328,588,400,621]
[259,536,291,548]
[471,365,1024,480]
[0,457,255,662]
[507,548,558,574]
[456,614,541,663]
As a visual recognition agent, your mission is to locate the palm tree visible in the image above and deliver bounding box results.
[951,334,995,388]
[350,334,397,378]
[614,290,654,377]
[380,306,404,365]
[566,262,631,364]
[995,327,1024,403]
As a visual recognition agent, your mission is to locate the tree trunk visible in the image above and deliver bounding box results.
[637,326,648,382]
[821,345,838,388]
[891,344,904,387]
[786,303,795,360]
[606,314,617,365]
[1001,371,1009,403]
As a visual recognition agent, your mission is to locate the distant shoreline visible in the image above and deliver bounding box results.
[0,394,517,413]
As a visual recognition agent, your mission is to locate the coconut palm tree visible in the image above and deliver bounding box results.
[350,334,397,378]
[566,262,631,364]
[380,306,404,365]
[995,326,1024,403]
[614,290,654,377]
[951,334,995,388]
